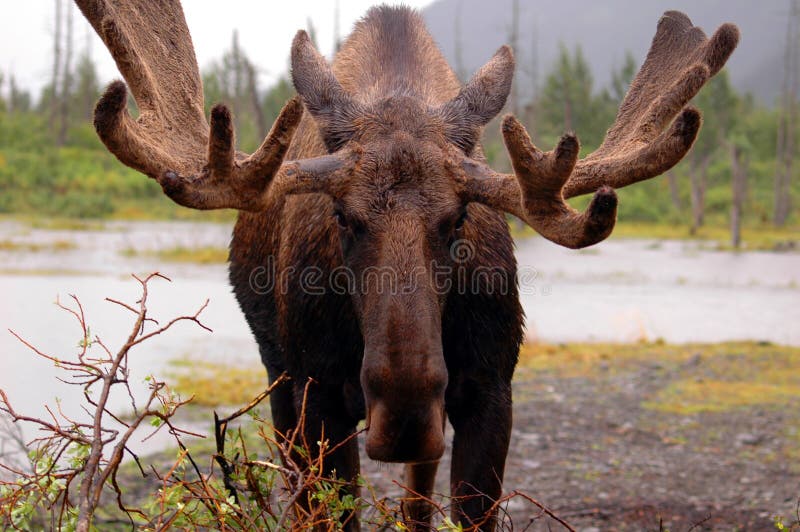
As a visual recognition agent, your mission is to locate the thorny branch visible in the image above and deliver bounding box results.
[0,273,211,531]
[0,272,578,531]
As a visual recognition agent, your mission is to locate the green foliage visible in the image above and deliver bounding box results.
[1,35,798,231]
[535,44,618,151]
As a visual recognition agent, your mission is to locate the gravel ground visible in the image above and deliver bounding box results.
[359,347,800,531]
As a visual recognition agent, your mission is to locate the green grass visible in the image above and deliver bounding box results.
[121,245,229,264]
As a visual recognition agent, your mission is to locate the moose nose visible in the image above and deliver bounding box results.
[365,400,446,463]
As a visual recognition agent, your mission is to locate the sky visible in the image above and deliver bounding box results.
[0,1,435,100]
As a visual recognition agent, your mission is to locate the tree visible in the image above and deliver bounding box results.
[730,137,750,248]
[610,52,637,104]
[202,31,266,151]
[687,69,739,233]
[72,53,100,122]
[58,1,74,146]
[508,0,520,116]
[453,0,466,82]
[7,74,31,114]
[537,44,615,150]
[50,0,63,132]
[333,0,342,54]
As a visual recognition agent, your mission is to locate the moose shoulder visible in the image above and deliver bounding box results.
[75,1,738,529]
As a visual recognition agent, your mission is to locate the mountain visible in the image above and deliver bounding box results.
[421,0,789,106]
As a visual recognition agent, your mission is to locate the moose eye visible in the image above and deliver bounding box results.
[454,208,468,231]
[333,209,348,230]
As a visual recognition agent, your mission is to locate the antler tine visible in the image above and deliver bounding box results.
[76,0,308,211]
[456,118,617,249]
[563,12,739,198]
[76,0,208,173]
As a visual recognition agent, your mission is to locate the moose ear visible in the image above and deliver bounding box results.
[438,45,515,154]
[291,30,361,152]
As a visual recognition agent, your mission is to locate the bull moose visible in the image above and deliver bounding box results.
[75,0,738,528]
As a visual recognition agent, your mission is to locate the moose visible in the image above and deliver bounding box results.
[75,0,737,528]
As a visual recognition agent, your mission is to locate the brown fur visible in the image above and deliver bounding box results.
[78,1,738,528]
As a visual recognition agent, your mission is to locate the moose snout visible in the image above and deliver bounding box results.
[365,400,446,463]
[361,353,448,463]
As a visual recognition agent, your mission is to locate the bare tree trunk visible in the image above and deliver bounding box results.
[58,1,73,146]
[81,26,94,121]
[50,0,63,132]
[509,0,520,115]
[689,157,709,235]
[454,0,466,82]
[529,17,539,96]
[730,144,748,248]
[523,16,539,137]
[563,94,574,134]
[245,60,267,136]
[667,170,682,210]
[333,0,341,54]
[774,0,798,226]
[232,31,243,131]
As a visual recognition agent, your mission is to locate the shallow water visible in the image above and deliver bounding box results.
[0,219,798,455]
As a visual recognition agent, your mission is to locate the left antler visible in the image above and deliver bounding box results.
[459,11,739,248]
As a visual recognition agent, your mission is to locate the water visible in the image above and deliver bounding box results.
[0,219,798,456]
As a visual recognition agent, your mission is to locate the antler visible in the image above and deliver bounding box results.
[75,0,311,211]
[459,11,739,248]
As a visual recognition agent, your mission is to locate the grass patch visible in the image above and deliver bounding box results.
[643,344,800,414]
[517,339,680,378]
[645,380,800,415]
[609,221,800,251]
[109,199,237,223]
[167,357,268,407]
[518,341,800,414]
[0,268,94,276]
[509,218,800,251]
[121,245,229,264]
[20,216,107,231]
[0,239,77,252]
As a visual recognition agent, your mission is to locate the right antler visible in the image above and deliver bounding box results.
[457,11,739,248]
[76,0,313,211]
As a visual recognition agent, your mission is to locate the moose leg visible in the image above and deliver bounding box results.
[263,359,297,441]
[448,382,512,530]
[402,460,440,529]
